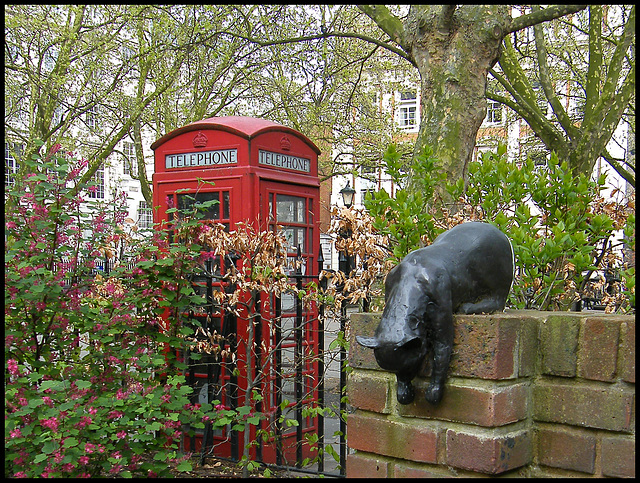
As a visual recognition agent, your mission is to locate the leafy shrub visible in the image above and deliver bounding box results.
[5,144,348,478]
[360,143,634,312]
[363,144,446,261]
[4,145,210,477]
[452,147,634,311]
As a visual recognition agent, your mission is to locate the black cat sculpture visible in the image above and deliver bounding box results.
[356,222,514,405]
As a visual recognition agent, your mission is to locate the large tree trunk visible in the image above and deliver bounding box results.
[404,6,512,197]
[358,5,589,195]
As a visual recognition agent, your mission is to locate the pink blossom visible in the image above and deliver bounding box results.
[42,396,54,407]
[78,456,89,465]
[10,428,22,438]
[84,443,95,454]
[6,221,17,229]
[75,416,92,429]
[13,451,27,466]
[116,430,126,439]
[40,417,59,432]
[88,406,97,415]
[49,143,62,155]
[7,359,20,376]
[13,472,27,478]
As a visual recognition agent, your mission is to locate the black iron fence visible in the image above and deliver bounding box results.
[180,253,352,477]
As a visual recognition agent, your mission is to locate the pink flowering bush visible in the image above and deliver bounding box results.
[4,145,217,477]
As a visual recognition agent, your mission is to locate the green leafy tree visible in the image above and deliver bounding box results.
[490,5,635,185]
[353,5,588,195]
[363,144,447,261]
[4,5,193,201]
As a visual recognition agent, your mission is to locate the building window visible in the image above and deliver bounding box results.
[137,200,153,229]
[570,96,585,120]
[399,105,417,128]
[398,91,418,128]
[361,188,376,204]
[86,104,99,130]
[5,142,22,187]
[360,163,376,176]
[485,101,503,124]
[123,141,137,176]
[531,82,549,117]
[89,164,104,199]
[397,90,418,129]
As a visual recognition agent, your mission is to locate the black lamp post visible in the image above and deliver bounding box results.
[339,181,356,209]
[337,180,355,474]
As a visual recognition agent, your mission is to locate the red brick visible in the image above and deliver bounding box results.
[399,381,528,427]
[601,435,635,478]
[444,314,520,380]
[533,380,634,432]
[349,313,383,371]
[394,462,451,478]
[347,411,439,464]
[619,319,635,383]
[347,370,392,413]
[445,428,531,474]
[518,315,539,377]
[539,315,580,377]
[536,426,596,474]
[578,318,620,381]
[346,452,389,478]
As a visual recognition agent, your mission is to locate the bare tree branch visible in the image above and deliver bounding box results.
[437,5,457,34]
[508,5,588,34]
[357,5,412,54]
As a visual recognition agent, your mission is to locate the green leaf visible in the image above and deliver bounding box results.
[247,416,261,425]
[75,380,92,390]
[39,380,66,392]
[176,461,193,472]
[63,437,79,448]
[34,453,49,464]
[43,439,59,454]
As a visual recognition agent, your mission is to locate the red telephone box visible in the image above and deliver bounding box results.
[151,116,321,465]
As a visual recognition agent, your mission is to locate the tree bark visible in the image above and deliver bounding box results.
[405,5,512,196]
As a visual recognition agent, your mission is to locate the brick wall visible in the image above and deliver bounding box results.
[346,310,635,478]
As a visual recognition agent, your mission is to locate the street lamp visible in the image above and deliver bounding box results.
[339,182,355,208]
[337,180,355,472]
